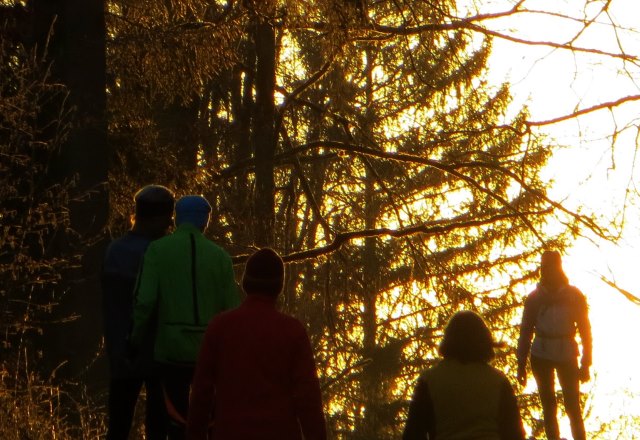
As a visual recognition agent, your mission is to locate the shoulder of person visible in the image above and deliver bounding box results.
[564,284,588,303]
[104,233,135,256]
[275,312,310,337]
[524,287,544,305]
[205,307,237,331]
[103,234,148,268]
[199,237,231,255]
[564,284,584,294]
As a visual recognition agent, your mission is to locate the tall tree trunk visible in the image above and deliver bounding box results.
[230,50,254,246]
[250,16,276,247]
[357,45,383,439]
[30,0,108,386]
[154,98,201,184]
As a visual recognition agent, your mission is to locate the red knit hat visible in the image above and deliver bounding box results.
[242,248,284,296]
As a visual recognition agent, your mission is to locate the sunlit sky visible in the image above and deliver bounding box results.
[482,0,640,436]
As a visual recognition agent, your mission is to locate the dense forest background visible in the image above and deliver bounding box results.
[1,0,638,438]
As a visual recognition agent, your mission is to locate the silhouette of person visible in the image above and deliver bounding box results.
[102,184,174,440]
[130,195,240,440]
[186,248,327,440]
[517,250,592,440]
[403,310,525,440]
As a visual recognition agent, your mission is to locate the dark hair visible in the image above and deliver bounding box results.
[439,310,495,363]
[540,250,568,287]
[134,185,175,219]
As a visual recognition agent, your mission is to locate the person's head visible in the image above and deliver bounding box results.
[439,310,496,364]
[540,249,568,287]
[175,195,212,231]
[132,185,175,238]
[242,248,285,298]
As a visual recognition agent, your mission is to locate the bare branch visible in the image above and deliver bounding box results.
[526,95,640,127]
[597,274,640,306]
[231,209,551,264]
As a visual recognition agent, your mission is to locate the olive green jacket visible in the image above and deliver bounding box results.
[131,223,240,365]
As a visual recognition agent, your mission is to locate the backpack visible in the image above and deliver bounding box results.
[534,285,578,340]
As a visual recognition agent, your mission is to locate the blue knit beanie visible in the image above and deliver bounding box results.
[175,195,211,229]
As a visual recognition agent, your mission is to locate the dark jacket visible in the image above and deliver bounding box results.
[403,358,525,440]
[131,223,240,365]
[186,294,327,440]
[102,231,155,377]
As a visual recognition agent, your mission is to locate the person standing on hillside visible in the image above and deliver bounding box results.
[102,184,174,440]
[186,248,327,440]
[130,195,240,440]
[517,250,592,440]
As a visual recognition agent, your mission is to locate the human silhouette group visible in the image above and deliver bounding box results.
[102,185,592,439]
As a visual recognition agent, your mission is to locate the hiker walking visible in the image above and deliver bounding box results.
[130,195,240,440]
[517,250,592,440]
[186,248,327,440]
[102,185,174,440]
[403,310,526,440]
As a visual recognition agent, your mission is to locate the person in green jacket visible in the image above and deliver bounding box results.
[130,195,240,440]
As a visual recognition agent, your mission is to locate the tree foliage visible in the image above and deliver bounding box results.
[2,0,638,438]
[104,0,602,437]
[0,17,108,438]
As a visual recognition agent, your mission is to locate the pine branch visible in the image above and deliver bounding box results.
[231,209,551,264]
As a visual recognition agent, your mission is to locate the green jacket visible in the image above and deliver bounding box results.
[131,223,240,365]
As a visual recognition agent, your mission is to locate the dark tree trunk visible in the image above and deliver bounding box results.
[29,0,108,386]
[230,58,254,245]
[250,17,277,247]
[154,97,201,183]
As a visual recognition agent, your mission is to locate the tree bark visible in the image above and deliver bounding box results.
[250,17,277,247]
[29,0,108,385]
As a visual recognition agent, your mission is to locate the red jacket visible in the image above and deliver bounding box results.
[186,294,327,440]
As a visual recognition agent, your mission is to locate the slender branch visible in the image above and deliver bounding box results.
[280,126,333,241]
[597,274,640,306]
[231,209,551,264]
[526,95,640,127]
[274,51,337,139]
[222,139,608,242]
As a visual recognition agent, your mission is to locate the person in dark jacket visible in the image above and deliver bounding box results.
[186,248,327,440]
[517,250,591,440]
[403,310,525,440]
[102,184,174,440]
[130,194,240,440]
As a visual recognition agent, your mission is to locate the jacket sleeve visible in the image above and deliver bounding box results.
[221,253,240,310]
[186,321,218,440]
[516,293,537,369]
[402,376,435,440]
[574,289,592,367]
[130,245,160,348]
[101,268,135,360]
[498,377,526,440]
[292,322,327,440]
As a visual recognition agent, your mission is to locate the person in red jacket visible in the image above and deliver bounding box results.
[186,248,327,440]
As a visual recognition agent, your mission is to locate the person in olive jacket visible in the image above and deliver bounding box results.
[403,310,525,440]
[130,195,240,439]
[186,248,327,440]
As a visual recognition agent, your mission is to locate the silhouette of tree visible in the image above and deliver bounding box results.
[2,0,638,437]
